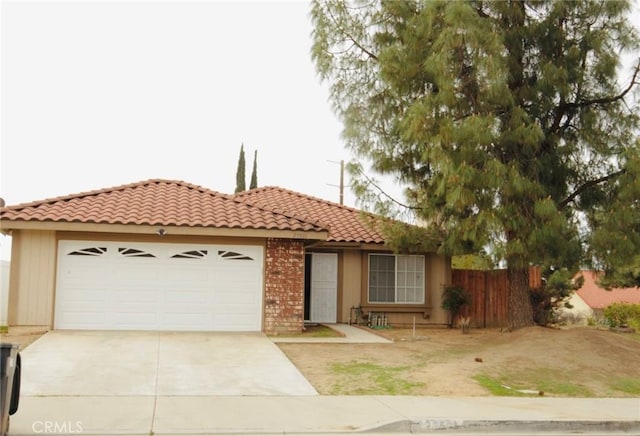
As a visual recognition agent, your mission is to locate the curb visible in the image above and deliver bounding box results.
[361,419,640,434]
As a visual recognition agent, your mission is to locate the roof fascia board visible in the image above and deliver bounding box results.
[0,220,329,240]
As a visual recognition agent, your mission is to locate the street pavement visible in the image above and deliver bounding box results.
[9,395,640,435]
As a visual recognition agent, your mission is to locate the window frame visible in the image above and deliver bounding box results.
[367,253,425,304]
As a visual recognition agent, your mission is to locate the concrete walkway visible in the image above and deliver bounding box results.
[10,396,640,435]
[270,323,393,343]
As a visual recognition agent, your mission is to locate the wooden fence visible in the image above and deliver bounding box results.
[451,266,542,328]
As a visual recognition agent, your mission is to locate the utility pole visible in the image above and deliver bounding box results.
[327,159,344,205]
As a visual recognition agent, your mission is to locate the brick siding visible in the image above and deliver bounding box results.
[264,238,305,335]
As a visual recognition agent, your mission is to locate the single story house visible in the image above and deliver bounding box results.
[562,271,640,322]
[0,179,452,334]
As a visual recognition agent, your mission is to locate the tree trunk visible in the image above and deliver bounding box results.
[507,265,534,330]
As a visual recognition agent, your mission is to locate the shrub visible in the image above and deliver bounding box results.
[530,269,582,326]
[441,285,471,328]
[603,303,640,328]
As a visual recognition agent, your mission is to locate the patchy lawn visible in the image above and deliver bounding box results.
[277,326,640,397]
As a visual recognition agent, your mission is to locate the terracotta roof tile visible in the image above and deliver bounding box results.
[234,186,385,244]
[575,271,640,309]
[0,179,327,234]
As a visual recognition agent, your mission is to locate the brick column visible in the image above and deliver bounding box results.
[264,238,305,335]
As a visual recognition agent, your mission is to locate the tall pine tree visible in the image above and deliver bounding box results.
[234,144,246,193]
[311,0,640,328]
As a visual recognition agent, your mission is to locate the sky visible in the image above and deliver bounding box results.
[1,0,639,262]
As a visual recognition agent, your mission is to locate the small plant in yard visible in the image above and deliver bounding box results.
[441,285,471,328]
[458,316,471,334]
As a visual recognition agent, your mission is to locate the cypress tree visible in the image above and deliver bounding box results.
[250,150,258,190]
[234,144,246,193]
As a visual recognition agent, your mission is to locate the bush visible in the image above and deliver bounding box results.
[530,269,582,326]
[603,303,640,329]
[441,285,471,328]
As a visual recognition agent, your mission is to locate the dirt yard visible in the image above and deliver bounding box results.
[278,326,640,397]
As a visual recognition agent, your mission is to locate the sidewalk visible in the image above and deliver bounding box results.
[9,395,640,435]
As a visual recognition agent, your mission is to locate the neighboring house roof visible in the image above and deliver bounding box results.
[575,271,640,309]
[0,179,326,233]
[234,186,385,244]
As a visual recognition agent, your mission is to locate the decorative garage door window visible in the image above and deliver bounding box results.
[68,247,107,256]
[118,247,156,258]
[66,246,255,261]
[218,250,253,261]
[171,250,208,259]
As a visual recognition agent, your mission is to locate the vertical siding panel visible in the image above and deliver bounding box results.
[7,231,22,325]
[14,230,56,326]
[20,231,34,323]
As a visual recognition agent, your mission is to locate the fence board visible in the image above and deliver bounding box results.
[452,267,541,328]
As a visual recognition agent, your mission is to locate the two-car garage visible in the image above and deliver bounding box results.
[54,241,264,331]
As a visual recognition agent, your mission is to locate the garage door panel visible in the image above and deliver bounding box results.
[162,312,210,330]
[215,291,258,305]
[110,313,160,330]
[55,241,263,331]
[215,314,259,331]
[165,290,210,304]
[58,287,109,302]
[57,311,107,327]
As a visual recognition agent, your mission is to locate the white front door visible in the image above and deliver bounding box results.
[310,253,338,323]
[54,240,264,331]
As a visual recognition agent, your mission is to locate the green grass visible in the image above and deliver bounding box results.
[0,325,8,334]
[610,377,640,395]
[474,370,594,397]
[329,361,424,395]
[473,374,529,396]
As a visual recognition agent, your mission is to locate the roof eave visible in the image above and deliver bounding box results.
[0,220,329,241]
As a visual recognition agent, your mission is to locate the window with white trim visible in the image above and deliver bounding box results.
[368,254,425,304]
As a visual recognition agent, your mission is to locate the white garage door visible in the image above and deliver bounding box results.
[55,241,263,331]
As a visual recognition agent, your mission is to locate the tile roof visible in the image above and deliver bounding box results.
[575,271,640,309]
[234,186,385,244]
[0,179,327,233]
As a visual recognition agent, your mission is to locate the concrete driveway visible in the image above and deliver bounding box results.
[19,330,318,396]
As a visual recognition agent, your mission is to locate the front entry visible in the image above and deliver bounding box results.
[304,253,338,323]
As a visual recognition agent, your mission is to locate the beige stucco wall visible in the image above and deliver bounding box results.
[8,229,57,327]
[340,249,362,323]
[340,249,452,327]
[425,253,452,325]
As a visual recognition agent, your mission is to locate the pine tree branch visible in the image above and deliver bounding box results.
[560,61,640,111]
[559,169,626,209]
[326,4,378,62]
[355,168,417,210]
